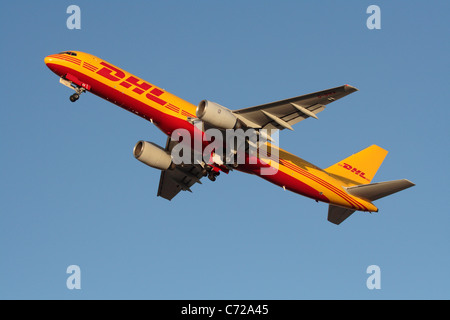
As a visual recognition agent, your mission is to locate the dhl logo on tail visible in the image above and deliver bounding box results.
[340,163,369,182]
[325,145,388,186]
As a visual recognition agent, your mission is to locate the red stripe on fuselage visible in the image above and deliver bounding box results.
[51,55,82,65]
[49,54,82,63]
[279,159,367,210]
[166,104,180,113]
[237,159,330,203]
[82,63,97,72]
[83,62,98,71]
[181,110,195,118]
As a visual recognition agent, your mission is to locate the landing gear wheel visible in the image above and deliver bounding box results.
[70,93,79,102]
[208,173,216,182]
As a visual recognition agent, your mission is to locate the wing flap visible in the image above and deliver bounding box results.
[157,165,205,200]
[156,137,206,200]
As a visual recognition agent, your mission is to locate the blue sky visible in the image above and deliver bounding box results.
[1,1,449,299]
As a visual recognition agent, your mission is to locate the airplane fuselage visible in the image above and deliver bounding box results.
[45,51,378,212]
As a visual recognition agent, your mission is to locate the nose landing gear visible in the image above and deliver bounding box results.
[69,86,85,102]
[59,77,86,103]
[69,93,80,102]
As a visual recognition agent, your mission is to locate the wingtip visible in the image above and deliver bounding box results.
[344,84,359,92]
[403,179,416,187]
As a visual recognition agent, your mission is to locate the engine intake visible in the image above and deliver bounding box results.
[196,100,238,129]
[133,140,172,170]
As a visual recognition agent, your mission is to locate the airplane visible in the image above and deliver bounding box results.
[44,51,415,224]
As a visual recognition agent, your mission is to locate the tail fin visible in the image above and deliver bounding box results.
[324,145,388,186]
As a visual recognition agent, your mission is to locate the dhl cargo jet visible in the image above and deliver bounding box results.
[44,51,414,224]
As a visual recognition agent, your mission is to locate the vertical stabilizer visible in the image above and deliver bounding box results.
[324,145,388,186]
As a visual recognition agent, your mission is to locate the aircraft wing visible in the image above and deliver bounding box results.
[157,137,205,200]
[233,85,358,131]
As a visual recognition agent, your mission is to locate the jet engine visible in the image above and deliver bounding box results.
[133,140,173,170]
[196,100,238,129]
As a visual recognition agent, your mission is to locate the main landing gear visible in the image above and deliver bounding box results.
[203,165,220,182]
[208,171,220,182]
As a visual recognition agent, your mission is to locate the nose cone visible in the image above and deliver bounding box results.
[44,55,59,75]
[44,55,53,66]
[44,54,66,77]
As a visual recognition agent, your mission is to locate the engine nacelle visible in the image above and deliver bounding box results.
[196,100,238,129]
[133,140,172,170]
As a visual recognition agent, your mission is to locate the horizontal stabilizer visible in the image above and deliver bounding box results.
[328,205,355,225]
[346,179,415,202]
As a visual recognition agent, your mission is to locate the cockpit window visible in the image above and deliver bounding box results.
[58,51,77,56]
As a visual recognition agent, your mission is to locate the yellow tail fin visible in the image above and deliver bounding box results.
[324,145,388,186]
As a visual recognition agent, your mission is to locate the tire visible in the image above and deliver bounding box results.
[70,94,79,102]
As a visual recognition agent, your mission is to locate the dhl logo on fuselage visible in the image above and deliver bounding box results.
[96,61,167,107]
